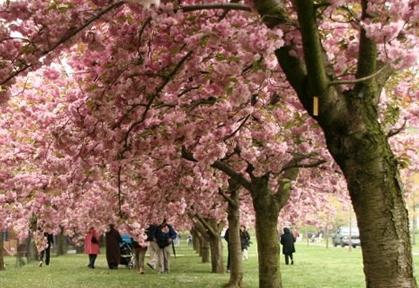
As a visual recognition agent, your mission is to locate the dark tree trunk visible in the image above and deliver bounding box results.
[191,228,200,253]
[327,123,416,287]
[253,185,281,288]
[206,218,224,273]
[56,227,66,256]
[15,239,26,267]
[200,237,210,263]
[252,0,417,286]
[25,235,36,262]
[210,156,298,288]
[193,221,212,264]
[225,186,244,288]
[0,231,5,271]
[208,235,223,272]
[194,228,210,263]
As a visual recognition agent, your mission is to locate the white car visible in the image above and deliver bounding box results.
[332,227,361,248]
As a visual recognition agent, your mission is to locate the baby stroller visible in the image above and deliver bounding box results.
[120,235,136,269]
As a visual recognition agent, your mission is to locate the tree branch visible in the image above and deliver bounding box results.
[353,0,378,94]
[181,146,252,191]
[294,0,329,96]
[274,47,307,101]
[329,64,389,86]
[211,160,252,191]
[253,0,291,28]
[261,1,349,127]
[280,153,326,172]
[194,214,218,237]
[387,118,407,138]
[274,166,299,209]
[1,1,125,86]
[218,188,237,208]
[181,146,198,162]
[120,51,193,155]
[181,3,252,13]
[282,159,326,172]
[223,114,250,142]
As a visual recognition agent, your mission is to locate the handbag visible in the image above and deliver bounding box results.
[91,236,99,244]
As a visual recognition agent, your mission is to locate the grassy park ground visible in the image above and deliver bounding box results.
[1,241,419,288]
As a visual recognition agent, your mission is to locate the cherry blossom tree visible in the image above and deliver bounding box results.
[252,1,418,287]
[0,1,417,288]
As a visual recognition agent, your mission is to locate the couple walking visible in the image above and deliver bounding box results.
[146,219,177,273]
[83,224,122,270]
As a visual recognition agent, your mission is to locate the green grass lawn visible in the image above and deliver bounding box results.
[1,242,419,288]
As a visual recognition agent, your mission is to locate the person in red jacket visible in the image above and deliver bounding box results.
[84,227,100,269]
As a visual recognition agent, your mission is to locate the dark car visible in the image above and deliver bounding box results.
[332,226,361,248]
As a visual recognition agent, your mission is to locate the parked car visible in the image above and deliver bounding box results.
[332,226,361,248]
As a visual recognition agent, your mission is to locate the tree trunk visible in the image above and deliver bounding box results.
[208,235,223,272]
[15,239,26,267]
[206,218,224,273]
[56,227,66,256]
[412,193,416,246]
[25,235,36,262]
[0,231,5,271]
[225,187,244,288]
[192,216,223,271]
[208,139,298,288]
[191,228,200,253]
[253,188,282,288]
[194,228,210,263]
[191,228,201,253]
[327,127,416,288]
[270,0,417,285]
[200,237,210,263]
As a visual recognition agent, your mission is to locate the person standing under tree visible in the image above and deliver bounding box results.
[105,224,122,269]
[84,227,100,269]
[38,232,53,267]
[224,228,230,271]
[280,227,296,265]
[240,225,251,260]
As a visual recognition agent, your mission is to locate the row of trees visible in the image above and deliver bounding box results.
[0,1,417,287]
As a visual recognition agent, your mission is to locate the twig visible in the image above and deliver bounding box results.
[218,188,236,207]
[223,114,250,142]
[329,64,388,86]
[120,51,193,155]
[181,3,252,13]
[387,118,407,138]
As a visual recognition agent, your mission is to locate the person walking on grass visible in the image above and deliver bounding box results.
[280,227,296,265]
[37,231,53,267]
[84,227,100,269]
[155,219,177,273]
[145,223,159,271]
[105,224,122,269]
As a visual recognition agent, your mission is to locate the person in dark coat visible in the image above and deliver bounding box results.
[39,233,54,267]
[240,225,251,260]
[105,224,122,269]
[154,220,177,273]
[224,228,231,271]
[280,227,296,265]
